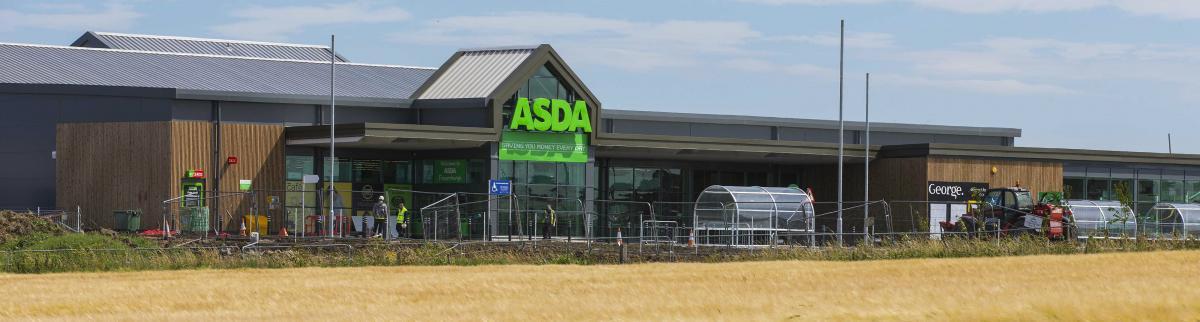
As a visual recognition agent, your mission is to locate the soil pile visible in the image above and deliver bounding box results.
[0,210,64,244]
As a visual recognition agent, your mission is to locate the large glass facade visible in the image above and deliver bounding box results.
[497,160,589,237]
[1063,163,1200,217]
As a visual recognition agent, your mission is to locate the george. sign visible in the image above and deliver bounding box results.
[498,131,588,163]
[509,97,592,133]
[432,160,467,184]
[226,156,239,165]
[928,181,989,202]
[488,180,512,196]
[239,179,252,192]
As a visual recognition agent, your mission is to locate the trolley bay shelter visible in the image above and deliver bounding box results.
[3,31,1200,236]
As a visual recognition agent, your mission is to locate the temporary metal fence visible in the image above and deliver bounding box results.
[2,206,84,233]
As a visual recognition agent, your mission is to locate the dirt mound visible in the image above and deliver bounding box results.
[0,210,65,244]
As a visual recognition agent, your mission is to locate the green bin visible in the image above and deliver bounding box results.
[112,210,142,231]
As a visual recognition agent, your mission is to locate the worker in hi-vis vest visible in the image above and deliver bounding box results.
[395,200,408,238]
[542,204,556,240]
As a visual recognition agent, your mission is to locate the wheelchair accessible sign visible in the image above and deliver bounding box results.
[488,180,512,196]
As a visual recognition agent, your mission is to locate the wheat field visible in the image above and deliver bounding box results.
[1,250,1198,321]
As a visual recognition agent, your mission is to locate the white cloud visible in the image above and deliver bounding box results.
[739,0,1200,19]
[879,74,1077,95]
[212,2,410,41]
[0,3,142,32]
[768,32,895,48]
[723,58,837,76]
[393,12,769,71]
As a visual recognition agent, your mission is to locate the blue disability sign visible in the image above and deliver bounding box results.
[489,180,512,196]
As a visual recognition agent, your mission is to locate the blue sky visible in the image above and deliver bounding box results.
[2,0,1198,153]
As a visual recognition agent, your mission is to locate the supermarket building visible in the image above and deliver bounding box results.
[2,32,1199,234]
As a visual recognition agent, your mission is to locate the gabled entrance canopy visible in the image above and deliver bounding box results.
[410,44,602,139]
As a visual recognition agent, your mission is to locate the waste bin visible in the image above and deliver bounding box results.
[113,210,142,231]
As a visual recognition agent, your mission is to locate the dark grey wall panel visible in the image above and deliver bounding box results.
[0,152,54,178]
[869,131,1000,146]
[222,101,317,124]
[689,123,771,140]
[0,121,54,151]
[779,127,842,143]
[58,95,173,122]
[418,108,488,127]
[610,119,690,136]
[0,178,55,208]
[171,99,211,121]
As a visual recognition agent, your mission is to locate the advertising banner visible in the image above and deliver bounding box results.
[432,160,467,184]
[322,182,352,216]
[352,182,384,217]
[499,131,588,163]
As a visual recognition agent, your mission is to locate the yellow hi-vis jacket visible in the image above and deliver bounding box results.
[397,205,408,223]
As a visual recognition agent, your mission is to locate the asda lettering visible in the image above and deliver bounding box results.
[509,98,592,133]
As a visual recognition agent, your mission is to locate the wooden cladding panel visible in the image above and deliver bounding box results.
[58,121,285,231]
[927,156,1063,198]
[870,157,928,203]
[56,122,172,230]
[214,123,285,231]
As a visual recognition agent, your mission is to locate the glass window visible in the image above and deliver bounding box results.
[1137,179,1158,203]
[1086,178,1108,200]
[528,162,556,185]
[286,155,314,181]
[1110,179,1133,201]
[383,161,411,184]
[1161,179,1185,202]
[1188,181,1200,203]
[351,159,381,183]
[323,157,352,181]
[1063,178,1086,200]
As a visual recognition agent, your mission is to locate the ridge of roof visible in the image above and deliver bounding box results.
[91,31,332,49]
[456,45,540,52]
[0,42,435,70]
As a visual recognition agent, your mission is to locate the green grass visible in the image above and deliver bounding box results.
[0,233,1196,274]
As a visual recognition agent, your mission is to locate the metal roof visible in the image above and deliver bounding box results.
[416,46,537,100]
[72,31,348,62]
[0,43,434,101]
[602,109,1023,138]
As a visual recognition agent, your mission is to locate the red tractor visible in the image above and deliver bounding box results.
[940,187,1073,240]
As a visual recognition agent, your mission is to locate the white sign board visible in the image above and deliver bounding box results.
[929,203,947,240]
[302,174,320,184]
[1024,215,1044,231]
[950,204,967,224]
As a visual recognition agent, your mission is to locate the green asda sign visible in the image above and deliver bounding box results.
[499,131,588,163]
[509,98,592,133]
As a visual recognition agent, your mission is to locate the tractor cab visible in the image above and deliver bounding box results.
[978,187,1071,239]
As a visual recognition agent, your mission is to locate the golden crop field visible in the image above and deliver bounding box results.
[2,251,1198,321]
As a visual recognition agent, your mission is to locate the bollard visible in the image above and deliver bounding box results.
[619,241,628,264]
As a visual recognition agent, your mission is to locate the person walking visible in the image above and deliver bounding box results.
[542,204,556,240]
[372,196,388,238]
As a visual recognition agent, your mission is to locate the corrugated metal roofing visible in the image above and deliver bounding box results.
[75,31,348,62]
[417,46,536,99]
[0,43,434,100]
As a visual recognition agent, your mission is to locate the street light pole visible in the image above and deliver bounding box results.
[837,19,845,246]
[328,34,337,238]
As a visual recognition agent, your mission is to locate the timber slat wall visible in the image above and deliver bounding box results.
[214,123,285,231]
[927,156,1063,199]
[58,121,284,231]
[57,122,172,229]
